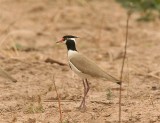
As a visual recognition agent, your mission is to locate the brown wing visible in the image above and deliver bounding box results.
[70,53,120,83]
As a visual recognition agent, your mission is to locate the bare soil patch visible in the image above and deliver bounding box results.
[0,0,160,123]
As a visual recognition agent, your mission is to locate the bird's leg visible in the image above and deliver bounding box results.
[78,79,86,109]
[78,79,90,111]
[82,79,90,109]
[85,79,90,96]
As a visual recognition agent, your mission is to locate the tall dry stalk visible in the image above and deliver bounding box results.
[126,57,130,96]
[119,11,132,123]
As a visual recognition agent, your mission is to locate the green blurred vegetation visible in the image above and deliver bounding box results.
[116,0,160,21]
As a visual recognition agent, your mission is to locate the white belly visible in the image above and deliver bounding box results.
[68,50,89,79]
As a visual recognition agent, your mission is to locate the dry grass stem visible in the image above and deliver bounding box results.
[0,67,17,82]
[52,75,63,123]
[126,57,131,96]
[119,11,132,123]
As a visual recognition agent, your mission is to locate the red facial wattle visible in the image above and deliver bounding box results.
[56,38,64,43]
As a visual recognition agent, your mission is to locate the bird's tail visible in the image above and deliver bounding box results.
[103,73,121,85]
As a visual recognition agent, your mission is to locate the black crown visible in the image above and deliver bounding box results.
[63,35,78,39]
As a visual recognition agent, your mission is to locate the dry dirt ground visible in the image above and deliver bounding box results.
[0,0,160,123]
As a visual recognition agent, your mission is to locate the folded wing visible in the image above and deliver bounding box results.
[70,52,120,84]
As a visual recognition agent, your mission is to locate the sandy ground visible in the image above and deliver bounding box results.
[0,0,160,123]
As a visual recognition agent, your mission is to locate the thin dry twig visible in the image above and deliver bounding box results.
[90,100,113,105]
[119,11,132,123]
[52,75,63,123]
[0,67,17,82]
[148,70,160,80]
[138,70,160,80]
[126,57,131,96]
[45,58,67,66]
[149,73,160,80]
[0,15,21,47]
[43,99,80,102]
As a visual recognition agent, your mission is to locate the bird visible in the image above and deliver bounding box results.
[56,35,121,111]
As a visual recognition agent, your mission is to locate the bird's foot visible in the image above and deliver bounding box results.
[77,104,87,112]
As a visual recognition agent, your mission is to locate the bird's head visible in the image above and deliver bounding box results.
[56,35,79,44]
